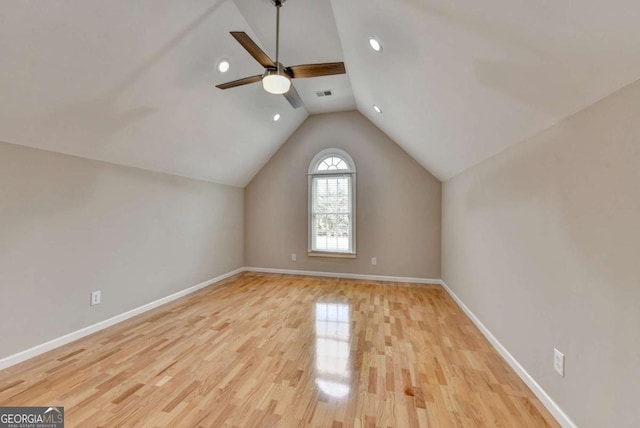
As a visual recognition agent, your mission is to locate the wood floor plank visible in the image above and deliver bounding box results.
[0,272,559,427]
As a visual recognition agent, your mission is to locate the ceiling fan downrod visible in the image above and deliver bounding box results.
[274,0,283,66]
[260,0,289,94]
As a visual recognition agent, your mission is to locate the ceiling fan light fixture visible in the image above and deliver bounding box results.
[262,69,291,94]
[368,36,383,52]
[263,73,290,94]
[273,113,281,122]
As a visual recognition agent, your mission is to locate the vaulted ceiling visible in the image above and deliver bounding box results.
[1,0,639,186]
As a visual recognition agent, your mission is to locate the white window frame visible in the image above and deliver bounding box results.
[308,148,357,258]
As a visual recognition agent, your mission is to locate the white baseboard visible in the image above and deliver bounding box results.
[440,280,577,428]
[0,267,244,371]
[243,266,442,285]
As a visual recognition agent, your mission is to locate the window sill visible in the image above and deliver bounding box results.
[307,251,357,259]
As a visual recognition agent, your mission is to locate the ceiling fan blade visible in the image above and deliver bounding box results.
[283,83,304,109]
[287,62,346,79]
[230,32,275,68]
[216,75,262,90]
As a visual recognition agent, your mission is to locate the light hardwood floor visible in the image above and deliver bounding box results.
[0,273,558,427]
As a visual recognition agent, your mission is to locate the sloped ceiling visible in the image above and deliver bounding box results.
[0,0,312,187]
[1,0,639,186]
[331,0,640,180]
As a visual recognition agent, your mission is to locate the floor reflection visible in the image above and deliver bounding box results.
[315,302,351,399]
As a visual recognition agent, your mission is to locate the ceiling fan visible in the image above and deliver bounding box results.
[215,0,346,109]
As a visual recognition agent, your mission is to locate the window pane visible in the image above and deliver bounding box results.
[313,177,350,214]
[315,156,350,172]
[312,175,352,252]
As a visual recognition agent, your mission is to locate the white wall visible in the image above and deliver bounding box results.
[442,80,640,427]
[0,142,244,360]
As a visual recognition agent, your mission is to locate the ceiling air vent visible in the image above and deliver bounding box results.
[315,90,333,97]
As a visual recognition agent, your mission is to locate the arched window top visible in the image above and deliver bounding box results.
[309,148,356,174]
[318,156,349,171]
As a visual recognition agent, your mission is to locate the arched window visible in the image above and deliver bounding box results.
[308,149,356,256]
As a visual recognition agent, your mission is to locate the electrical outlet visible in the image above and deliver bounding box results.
[371,257,377,265]
[91,291,101,306]
[554,348,565,377]
[291,253,297,262]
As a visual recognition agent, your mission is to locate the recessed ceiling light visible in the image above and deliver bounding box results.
[373,105,382,114]
[273,113,281,122]
[368,36,382,52]
[217,59,230,73]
